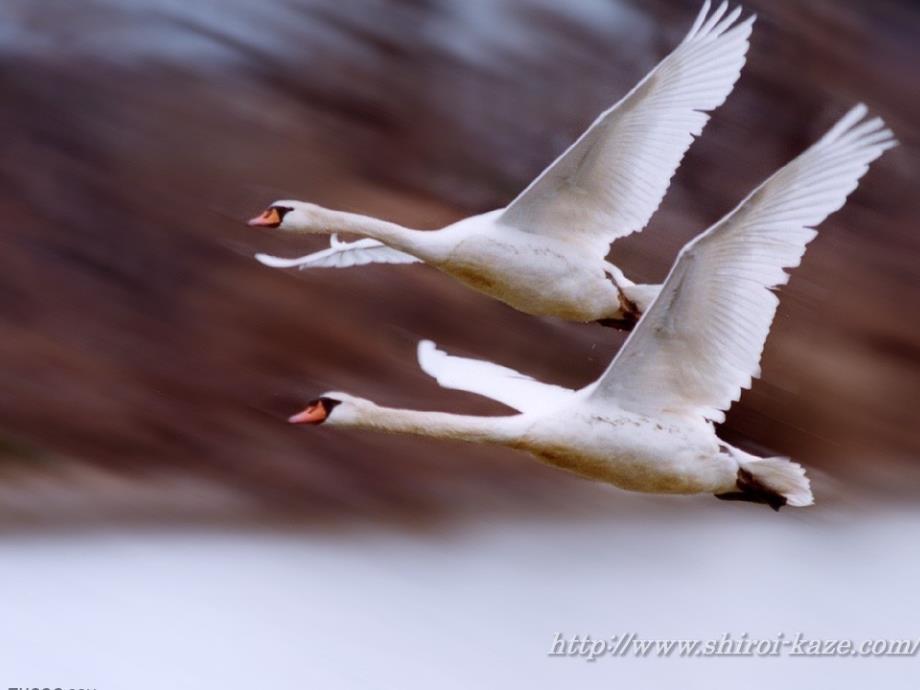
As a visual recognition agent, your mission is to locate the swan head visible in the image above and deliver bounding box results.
[248,200,323,232]
[288,392,369,427]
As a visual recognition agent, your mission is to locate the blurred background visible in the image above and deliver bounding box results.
[0,0,918,687]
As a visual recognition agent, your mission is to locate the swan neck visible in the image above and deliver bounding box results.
[317,209,422,254]
[344,405,521,446]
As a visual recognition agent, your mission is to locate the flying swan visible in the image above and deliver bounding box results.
[287,106,895,509]
[250,1,754,328]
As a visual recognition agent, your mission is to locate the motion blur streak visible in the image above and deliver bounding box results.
[0,1,917,688]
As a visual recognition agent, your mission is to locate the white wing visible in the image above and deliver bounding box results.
[255,234,421,269]
[498,1,754,254]
[417,341,574,414]
[587,105,896,422]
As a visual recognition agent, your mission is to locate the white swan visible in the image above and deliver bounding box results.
[251,1,754,328]
[288,106,895,509]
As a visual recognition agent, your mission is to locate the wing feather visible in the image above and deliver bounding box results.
[255,234,421,270]
[418,341,574,414]
[586,105,896,422]
[498,2,754,253]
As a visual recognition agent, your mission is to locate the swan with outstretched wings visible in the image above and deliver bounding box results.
[251,2,754,328]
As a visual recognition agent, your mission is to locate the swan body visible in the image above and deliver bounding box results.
[252,1,754,326]
[410,211,626,321]
[290,106,895,509]
[312,390,733,495]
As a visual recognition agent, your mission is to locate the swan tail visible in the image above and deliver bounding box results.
[717,456,813,510]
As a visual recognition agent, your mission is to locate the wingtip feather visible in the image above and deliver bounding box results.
[685,2,752,44]
[697,1,730,38]
[712,5,743,35]
[686,0,713,41]
[821,103,898,154]
[416,339,440,374]
[254,252,288,268]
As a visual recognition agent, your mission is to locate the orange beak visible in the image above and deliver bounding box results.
[288,402,328,425]
[248,207,282,228]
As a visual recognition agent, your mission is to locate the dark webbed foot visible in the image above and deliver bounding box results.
[715,468,787,511]
[595,315,638,331]
[596,290,643,330]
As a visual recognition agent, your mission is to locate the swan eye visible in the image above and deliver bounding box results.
[318,397,342,412]
[273,205,294,220]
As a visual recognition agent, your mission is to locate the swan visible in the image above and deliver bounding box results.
[287,106,895,509]
[250,1,754,328]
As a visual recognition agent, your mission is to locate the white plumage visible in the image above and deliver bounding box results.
[588,104,897,423]
[500,1,754,253]
[255,234,420,270]
[417,340,574,415]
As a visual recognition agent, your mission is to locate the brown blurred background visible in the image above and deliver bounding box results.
[0,0,917,524]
